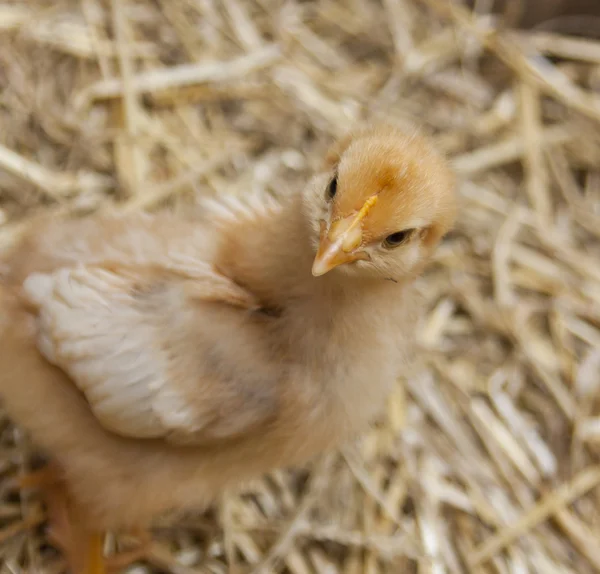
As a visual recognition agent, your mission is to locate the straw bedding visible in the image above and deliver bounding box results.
[1,0,600,572]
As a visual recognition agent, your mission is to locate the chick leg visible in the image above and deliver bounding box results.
[16,464,107,574]
[16,466,152,574]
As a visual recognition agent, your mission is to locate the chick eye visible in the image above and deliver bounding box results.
[326,175,338,200]
[383,229,414,249]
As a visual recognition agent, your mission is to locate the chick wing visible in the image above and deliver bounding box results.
[20,258,266,443]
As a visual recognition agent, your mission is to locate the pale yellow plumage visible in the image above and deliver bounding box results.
[22,263,257,440]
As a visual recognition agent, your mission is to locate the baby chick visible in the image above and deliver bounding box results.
[0,124,455,573]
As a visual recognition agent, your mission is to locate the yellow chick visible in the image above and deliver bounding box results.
[0,124,455,574]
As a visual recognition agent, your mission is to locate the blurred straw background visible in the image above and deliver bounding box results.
[2,0,600,572]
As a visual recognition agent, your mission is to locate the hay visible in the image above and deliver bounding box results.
[1,0,600,572]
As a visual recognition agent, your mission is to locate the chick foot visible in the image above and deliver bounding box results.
[16,464,107,574]
[105,529,154,573]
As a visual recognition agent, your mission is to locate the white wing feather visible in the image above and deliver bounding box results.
[22,263,253,440]
[14,200,280,441]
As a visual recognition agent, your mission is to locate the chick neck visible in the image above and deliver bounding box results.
[258,192,405,306]
[215,187,412,314]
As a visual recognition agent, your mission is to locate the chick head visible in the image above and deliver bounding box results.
[303,125,456,282]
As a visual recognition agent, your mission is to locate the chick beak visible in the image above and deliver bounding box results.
[311,230,356,276]
[312,196,377,277]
